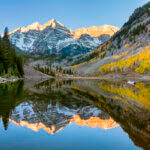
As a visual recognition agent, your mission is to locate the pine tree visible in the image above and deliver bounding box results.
[0,39,5,63]
[2,27,12,73]
[3,27,9,42]
[0,27,24,77]
[0,39,5,74]
[16,56,24,77]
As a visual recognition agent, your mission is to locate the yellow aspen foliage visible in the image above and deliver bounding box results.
[99,46,150,74]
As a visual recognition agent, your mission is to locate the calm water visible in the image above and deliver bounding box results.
[0,79,150,150]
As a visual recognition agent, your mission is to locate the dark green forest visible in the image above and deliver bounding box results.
[0,27,24,77]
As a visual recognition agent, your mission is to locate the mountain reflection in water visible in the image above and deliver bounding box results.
[0,79,150,150]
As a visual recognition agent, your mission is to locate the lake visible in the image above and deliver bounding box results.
[0,79,149,150]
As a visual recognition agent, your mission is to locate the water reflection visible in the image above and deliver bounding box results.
[8,79,119,134]
[71,80,150,150]
[0,79,150,149]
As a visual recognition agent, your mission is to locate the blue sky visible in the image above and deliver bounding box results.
[0,0,149,34]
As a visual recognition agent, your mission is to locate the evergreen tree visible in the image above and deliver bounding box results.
[2,27,12,73]
[16,56,24,77]
[0,39,5,74]
[3,27,9,42]
[0,39,5,63]
[0,27,24,77]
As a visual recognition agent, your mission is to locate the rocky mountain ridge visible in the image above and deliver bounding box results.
[8,19,119,56]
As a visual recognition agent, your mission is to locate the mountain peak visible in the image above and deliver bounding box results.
[9,19,67,34]
[26,22,42,31]
[29,22,41,27]
[43,19,65,29]
[75,25,119,38]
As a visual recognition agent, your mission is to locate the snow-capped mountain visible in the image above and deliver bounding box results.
[9,19,119,56]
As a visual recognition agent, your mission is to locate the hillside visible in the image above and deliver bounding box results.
[24,65,50,80]
[73,2,150,76]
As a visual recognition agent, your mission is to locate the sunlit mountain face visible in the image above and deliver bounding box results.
[8,19,119,55]
[0,79,150,149]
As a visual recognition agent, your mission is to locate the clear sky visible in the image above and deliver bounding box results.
[0,0,149,34]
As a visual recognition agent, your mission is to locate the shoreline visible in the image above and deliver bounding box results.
[56,73,150,82]
[1,73,150,85]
